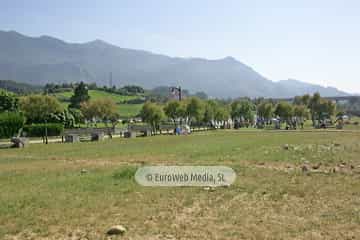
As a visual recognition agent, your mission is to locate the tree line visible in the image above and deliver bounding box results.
[0,81,342,139]
[0,82,119,139]
[140,92,339,132]
[44,82,145,96]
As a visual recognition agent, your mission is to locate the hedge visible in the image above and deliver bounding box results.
[23,123,64,137]
[0,112,24,138]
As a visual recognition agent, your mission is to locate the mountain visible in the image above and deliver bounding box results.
[0,79,42,94]
[0,30,349,98]
[275,79,348,97]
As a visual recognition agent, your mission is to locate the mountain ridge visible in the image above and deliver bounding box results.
[0,30,349,98]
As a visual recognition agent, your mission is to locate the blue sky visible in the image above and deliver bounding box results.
[1,0,360,93]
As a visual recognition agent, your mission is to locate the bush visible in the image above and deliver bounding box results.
[23,123,64,137]
[0,112,24,138]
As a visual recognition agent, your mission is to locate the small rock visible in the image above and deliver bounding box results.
[107,225,126,235]
[334,143,341,147]
[80,169,88,174]
[203,187,211,191]
[312,163,321,170]
[11,137,29,148]
[283,144,289,150]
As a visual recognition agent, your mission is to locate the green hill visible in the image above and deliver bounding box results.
[54,89,144,118]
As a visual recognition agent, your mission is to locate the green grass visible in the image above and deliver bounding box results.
[118,104,143,118]
[54,89,144,118]
[54,90,139,103]
[343,116,360,130]
[1,130,360,239]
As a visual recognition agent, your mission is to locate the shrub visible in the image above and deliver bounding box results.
[23,123,64,137]
[0,89,19,112]
[0,112,24,138]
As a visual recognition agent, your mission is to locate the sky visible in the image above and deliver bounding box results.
[1,0,360,93]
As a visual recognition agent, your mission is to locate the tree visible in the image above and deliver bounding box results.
[293,105,309,118]
[318,99,336,120]
[69,82,90,109]
[99,98,119,126]
[230,101,239,119]
[68,108,84,126]
[80,98,118,126]
[293,96,303,105]
[49,109,76,129]
[0,112,25,138]
[164,100,181,126]
[294,94,311,106]
[186,97,205,125]
[257,102,273,124]
[293,104,309,128]
[203,100,217,125]
[140,102,165,133]
[20,94,63,143]
[309,93,336,126]
[80,101,95,125]
[231,100,255,127]
[309,92,321,126]
[20,95,63,124]
[121,85,145,95]
[0,89,19,112]
[274,102,294,126]
[177,101,188,124]
[214,104,230,128]
[301,94,311,106]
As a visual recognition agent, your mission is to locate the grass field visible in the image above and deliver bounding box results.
[117,104,143,118]
[54,90,143,118]
[1,130,360,239]
[54,90,139,103]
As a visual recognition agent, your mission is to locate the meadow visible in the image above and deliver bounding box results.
[54,90,143,118]
[1,130,360,239]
